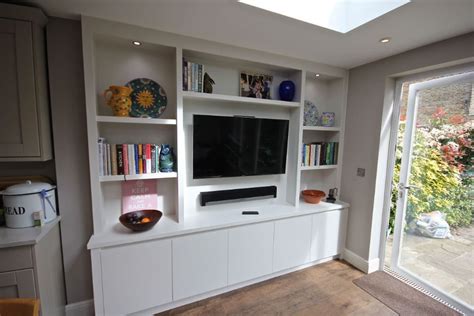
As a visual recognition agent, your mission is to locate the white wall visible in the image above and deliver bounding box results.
[341,32,474,263]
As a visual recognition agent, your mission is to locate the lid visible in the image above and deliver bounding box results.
[2,180,54,196]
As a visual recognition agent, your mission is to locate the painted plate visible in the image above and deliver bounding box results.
[126,78,167,118]
[304,100,320,126]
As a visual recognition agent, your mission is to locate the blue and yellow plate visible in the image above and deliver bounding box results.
[126,78,167,118]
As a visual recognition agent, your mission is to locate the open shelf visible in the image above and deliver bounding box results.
[96,116,177,125]
[302,126,340,132]
[300,165,338,171]
[182,91,300,108]
[99,172,178,182]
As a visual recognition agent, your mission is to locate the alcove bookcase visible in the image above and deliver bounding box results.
[82,17,348,236]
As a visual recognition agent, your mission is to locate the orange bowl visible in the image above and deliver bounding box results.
[301,190,326,204]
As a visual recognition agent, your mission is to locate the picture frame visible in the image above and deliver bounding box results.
[240,72,273,99]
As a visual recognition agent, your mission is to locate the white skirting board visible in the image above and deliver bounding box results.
[65,299,94,316]
[342,248,380,274]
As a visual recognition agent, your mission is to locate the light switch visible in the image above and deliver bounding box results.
[357,168,365,177]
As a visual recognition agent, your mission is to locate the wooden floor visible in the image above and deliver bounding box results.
[158,260,396,316]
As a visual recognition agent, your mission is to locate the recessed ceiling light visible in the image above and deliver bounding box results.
[238,0,410,33]
[379,37,391,43]
[315,73,321,77]
[132,41,142,46]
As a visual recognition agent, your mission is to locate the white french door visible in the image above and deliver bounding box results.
[391,71,474,314]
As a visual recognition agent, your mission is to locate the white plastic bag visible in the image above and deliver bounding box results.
[414,211,451,239]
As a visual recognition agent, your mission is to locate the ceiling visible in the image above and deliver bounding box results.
[20,0,474,69]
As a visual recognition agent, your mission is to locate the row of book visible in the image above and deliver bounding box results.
[182,59,204,92]
[302,142,339,167]
[98,138,166,176]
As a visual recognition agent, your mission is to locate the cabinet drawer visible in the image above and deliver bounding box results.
[0,269,36,298]
[0,246,33,272]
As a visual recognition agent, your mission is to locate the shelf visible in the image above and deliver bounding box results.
[99,172,178,182]
[300,165,338,171]
[302,126,340,132]
[96,116,177,125]
[182,91,300,108]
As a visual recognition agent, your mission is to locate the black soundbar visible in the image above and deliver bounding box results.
[200,186,277,206]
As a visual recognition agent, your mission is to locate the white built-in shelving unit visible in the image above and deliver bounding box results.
[82,16,349,315]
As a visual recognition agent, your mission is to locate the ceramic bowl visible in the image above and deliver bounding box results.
[119,209,163,232]
[301,190,326,204]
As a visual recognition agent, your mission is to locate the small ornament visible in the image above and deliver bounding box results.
[321,112,335,127]
[203,72,215,94]
[104,85,133,117]
[159,144,175,172]
[279,80,296,101]
[326,188,338,203]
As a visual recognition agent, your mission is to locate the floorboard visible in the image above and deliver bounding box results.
[157,260,397,316]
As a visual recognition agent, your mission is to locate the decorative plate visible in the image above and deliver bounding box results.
[304,100,320,126]
[126,78,167,118]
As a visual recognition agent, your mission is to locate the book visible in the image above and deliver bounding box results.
[145,144,151,174]
[110,144,118,175]
[98,138,105,176]
[123,144,129,175]
[151,145,156,173]
[183,58,188,91]
[156,145,161,172]
[138,144,143,174]
[117,145,124,175]
[128,144,135,175]
[198,64,203,92]
[134,144,139,174]
[106,143,111,175]
[194,63,199,92]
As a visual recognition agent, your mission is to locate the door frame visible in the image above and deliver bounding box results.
[378,64,474,314]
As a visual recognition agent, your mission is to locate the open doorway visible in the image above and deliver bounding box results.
[384,71,473,313]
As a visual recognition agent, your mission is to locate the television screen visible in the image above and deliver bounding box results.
[193,115,289,179]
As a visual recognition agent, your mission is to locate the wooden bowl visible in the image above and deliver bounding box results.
[119,209,163,232]
[301,190,326,204]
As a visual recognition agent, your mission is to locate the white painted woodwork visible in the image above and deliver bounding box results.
[172,230,228,301]
[101,239,172,315]
[310,209,348,261]
[273,215,312,272]
[228,222,274,285]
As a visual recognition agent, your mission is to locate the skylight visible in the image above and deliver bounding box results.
[238,0,410,33]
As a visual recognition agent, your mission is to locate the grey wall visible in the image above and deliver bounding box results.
[341,32,474,262]
[46,17,93,304]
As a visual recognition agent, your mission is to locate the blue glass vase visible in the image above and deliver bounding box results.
[279,80,296,101]
[159,144,174,172]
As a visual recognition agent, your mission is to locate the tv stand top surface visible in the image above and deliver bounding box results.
[88,200,349,250]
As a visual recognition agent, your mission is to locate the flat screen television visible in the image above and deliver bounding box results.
[193,114,289,179]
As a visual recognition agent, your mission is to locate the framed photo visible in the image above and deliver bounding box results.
[240,72,273,99]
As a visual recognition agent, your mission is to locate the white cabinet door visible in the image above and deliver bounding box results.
[273,215,312,272]
[228,222,274,285]
[173,229,228,301]
[310,209,348,261]
[101,239,172,315]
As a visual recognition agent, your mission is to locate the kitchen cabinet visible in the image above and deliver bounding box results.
[0,218,65,316]
[311,209,348,261]
[228,222,274,285]
[101,239,172,315]
[172,229,228,300]
[273,215,312,272]
[0,4,52,161]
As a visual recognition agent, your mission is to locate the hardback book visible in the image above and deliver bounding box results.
[98,138,105,176]
[117,145,124,175]
[138,144,143,174]
[198,64,203,92]
[183,58,188,91]
[156,145,161,173]
[123,144,129,175]
[187,61,192,91]
[111,144,118,175]
[128,144,135,175]
[145,144,151,174]
[106,143,111,176]
[310,144,316,167]
[151,145,156,173]
[134,144,139,174]
[194,63,199,92]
